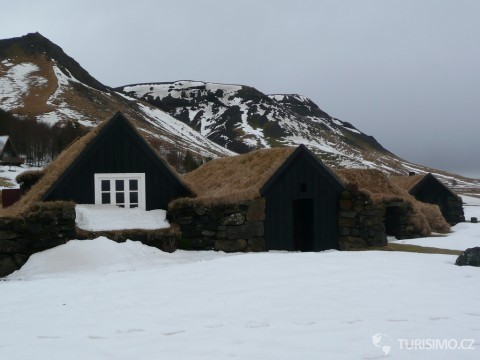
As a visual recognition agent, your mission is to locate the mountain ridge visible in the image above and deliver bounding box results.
[0,33,478,193]
[118,80,394,163]
[0,34,233,161]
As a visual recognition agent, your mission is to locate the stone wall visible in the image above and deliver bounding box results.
[338,190,387,250]
[75,226,181,253]
[0,202,76,277]
[170,198,266,252]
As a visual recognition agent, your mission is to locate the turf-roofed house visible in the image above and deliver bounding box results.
[336,169,450,245]
[171,145,345,252]
[15,112,192,210]
[391,173,465,225]
[0,112,192,276]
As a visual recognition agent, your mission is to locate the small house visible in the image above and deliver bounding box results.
[171,145,346,252]
[0,135,24,165]
[0,112,191,277]
[13,112,192,211]
[337,169,450,241]
[391,173,465,225]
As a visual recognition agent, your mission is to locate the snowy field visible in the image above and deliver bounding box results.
[0,200,479,359]
[396,196,480,251]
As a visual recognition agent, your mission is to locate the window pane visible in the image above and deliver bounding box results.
[115,180,124,191]
[116,192,125,204]
[101,180,110,191]
[129,179,138,191]
[101,193,110,204]
[130,191,138,203]
[130,204,138,209]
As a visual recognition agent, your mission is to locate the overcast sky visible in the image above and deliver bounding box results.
[2,0,479,178]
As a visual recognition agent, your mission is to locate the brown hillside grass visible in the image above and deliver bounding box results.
[19,55,57,115]
[173,147,295,206]
[0,55,57,116]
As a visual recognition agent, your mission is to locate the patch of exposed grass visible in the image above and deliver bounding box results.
[361,243,462,255]
[0,177,14,188]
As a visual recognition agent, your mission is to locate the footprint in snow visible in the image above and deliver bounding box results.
[294,321,317,326]
[465,312,480,317]
[116,328,145,334]
[429,316,450,321]
[245,322,270,329]
[88,335,108,340]
[205,324,224,329]
[162,330,185,336]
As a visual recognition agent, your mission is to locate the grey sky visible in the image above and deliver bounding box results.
[2,0,480,178]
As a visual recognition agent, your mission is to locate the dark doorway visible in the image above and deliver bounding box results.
[385,206,401,237]
[292,199,314,251]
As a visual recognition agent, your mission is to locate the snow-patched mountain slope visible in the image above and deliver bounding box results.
[0,33,233,159]
[118,81,480,191]
[0,33,478,191]
[120,81,389,159]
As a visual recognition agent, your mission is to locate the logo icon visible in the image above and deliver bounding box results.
[372,333,392,356]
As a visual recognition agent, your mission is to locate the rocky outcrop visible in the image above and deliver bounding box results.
[455,247,480,267]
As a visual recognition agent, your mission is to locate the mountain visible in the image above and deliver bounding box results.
[117,81,479,193]
[0,33,233,159]
[0,33,478,192]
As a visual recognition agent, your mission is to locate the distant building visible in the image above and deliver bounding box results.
[391,173,465,225]
[0,136,24,165]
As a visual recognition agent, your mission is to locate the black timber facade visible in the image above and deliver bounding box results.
[0,136,24,165]
[410,173,465,225]
[42,112,191,210]
[261,145,345,251]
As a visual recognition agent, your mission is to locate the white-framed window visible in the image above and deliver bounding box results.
[94,173,146,210]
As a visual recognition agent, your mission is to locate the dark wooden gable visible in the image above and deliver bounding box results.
[0,136,23,165]
[410,173,457,198]
[409,173,464,225]
[261,145,345,252]
[0,136,15,158]
[42,112,192,210]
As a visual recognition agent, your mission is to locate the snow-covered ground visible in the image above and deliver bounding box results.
[1,199,479,359]
[395,196,480,251]
[75,205,170,231]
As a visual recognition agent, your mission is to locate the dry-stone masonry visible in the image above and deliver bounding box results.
[0,202,76,277]
[170,198,266,252]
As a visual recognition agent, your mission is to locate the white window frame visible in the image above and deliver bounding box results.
[94,173,146,210]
